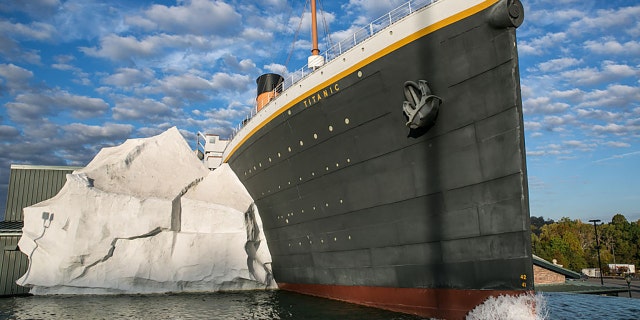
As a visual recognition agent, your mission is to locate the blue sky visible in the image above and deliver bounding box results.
[0,0,638,223]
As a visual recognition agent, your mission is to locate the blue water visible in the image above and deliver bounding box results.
[542,292,640,320]
[0,291,638,319]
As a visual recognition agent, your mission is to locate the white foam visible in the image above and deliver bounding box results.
[466,292,548,320]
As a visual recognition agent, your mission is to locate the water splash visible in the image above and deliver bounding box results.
[466,292,548,320]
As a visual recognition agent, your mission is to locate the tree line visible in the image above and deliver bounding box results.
[531,214,640,274]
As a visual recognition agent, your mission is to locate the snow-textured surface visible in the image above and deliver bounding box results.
[17,127,275,294]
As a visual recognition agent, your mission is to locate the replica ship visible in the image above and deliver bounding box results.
[222,0,532,318]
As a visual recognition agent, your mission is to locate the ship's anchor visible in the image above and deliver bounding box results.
[402,80,441,130]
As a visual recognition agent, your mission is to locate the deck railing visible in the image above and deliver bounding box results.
[230,0,439,139]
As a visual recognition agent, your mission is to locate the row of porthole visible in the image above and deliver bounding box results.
[244,117,352,177]
[288,234,353,247]
[258,157,352,197]
[275,199,345,224]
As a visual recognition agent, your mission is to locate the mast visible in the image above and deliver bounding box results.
[310,0,319,56]
[307,0,325,69]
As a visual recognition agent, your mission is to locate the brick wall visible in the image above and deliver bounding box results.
[533,264,565,285]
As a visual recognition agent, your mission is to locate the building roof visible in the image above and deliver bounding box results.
[532,254,582,280]
[535,280,630,295]
[0,221,23,233]
[4,164,82,221]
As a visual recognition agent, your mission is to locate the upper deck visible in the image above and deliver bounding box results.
[223,0,499,162]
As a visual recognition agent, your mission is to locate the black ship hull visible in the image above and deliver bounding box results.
[224,0,531,318]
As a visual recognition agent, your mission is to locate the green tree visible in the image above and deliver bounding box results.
[531,214,640,273]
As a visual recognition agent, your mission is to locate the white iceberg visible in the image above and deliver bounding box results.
[18,127,275,294]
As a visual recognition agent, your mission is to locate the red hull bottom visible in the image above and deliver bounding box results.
[278,282,532,320]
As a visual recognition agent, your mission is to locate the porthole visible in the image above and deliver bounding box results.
[328,125,333,132]
[313,133,318,139]
[299,140,304,146]
[357,70,362,78]
[344,118,350,125]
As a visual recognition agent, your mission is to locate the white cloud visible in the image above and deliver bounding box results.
[210,72,251,91]
[578,84,640,108]
[63,122,133,141]
[560,62,639,86]
[605,141,631,148]
[113,97,171,120]
[0,0,60,19]
[523,96,570,114]
[584,39,640,55]
[592,123,630,135]
[221,55,257,74]
[264,63,288,76]
[103,67,155,87]
[537,57,582,72]
[576,108,622,122]
[563,139,596,151]
[0,20,57,41]
[524,121,542,131]
[0,125,20,139]
[519,32,567,56]
[241,27,274,42]
[0,63,33,92]
[541,114,576,131]
[130,0,242,36]
[342,0,407,24]
[568,5,640,34]
[6,90,109,122]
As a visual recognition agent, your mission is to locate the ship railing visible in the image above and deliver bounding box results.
[229,0,439,141]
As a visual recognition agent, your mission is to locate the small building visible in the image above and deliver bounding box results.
[533,255,581,285]
[581,268,601,278]
[203,134,228,170]
[536,256,628,296]
[196,133,229,170]
[1,164,81,296]
[608,264,635,275]
[1,220,28,296]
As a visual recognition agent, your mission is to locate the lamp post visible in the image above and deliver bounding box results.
[589,219,604,285]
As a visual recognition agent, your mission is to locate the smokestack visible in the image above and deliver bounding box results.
[255,73,284,112]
